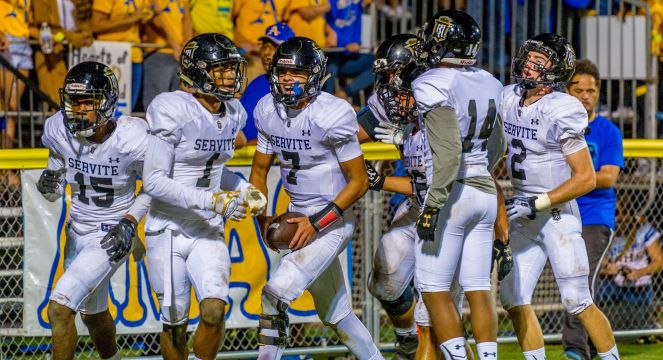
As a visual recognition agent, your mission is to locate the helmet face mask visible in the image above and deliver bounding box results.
[180,34,247,101]
[512,33,576,90]
[268,37,327,107]
[59,62,118,138]
[373,34,421,126]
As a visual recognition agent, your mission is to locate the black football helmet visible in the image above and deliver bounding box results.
[180,33,247,101]
[269,37,327,107]
[511,33,576,90]
[59,61,119,137]
[378,61,425,125]
[418,9,481,66]
[373,34,420,125]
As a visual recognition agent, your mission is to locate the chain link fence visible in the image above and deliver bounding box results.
[1,154,662,359]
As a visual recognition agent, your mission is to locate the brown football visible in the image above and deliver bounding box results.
[265,212,305,250]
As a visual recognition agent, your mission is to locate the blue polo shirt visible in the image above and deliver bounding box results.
[239,74,271,141]
[576,115,624,229]
[327,0,362,48]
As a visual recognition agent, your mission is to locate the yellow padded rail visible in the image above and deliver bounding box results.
[0,139,661,170]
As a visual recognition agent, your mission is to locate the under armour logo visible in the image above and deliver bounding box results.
[483,352,496,357]
[454,344,463,350]
[231,127,237,134]
[422,213,431,228]
[416,145,424,151]
[108,157,119,163]
[531,118,540,125]
[302,130,311,136]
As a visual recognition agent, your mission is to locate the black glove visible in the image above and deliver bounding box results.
[505,196,537,221]
[416,206,440,242]
[365,160,384,191]
[101,218,136,262]
[36,168,66,202]
[491,239,513,281]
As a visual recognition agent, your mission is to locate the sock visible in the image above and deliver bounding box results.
[102,352,121,360]
[523,347,546,360]
[440,337,467,360]
[394,324,417,337]
[598,345,620,360]
[476,342,497,359]
[257,327,284,360]
[332,312,381,359]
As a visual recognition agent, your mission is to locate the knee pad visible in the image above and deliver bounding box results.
[379,285,414,317]
[557,275,593,315]
[259,290,290,348]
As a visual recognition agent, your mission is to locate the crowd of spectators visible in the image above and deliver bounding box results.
[0,0,381,148]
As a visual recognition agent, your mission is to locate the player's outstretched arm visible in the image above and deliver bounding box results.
[546,147,596,207]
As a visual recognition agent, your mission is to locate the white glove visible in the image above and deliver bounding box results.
[36,168,66,202]
[212,191,247,221]
[374,121,405,145]
[241,185,267,215]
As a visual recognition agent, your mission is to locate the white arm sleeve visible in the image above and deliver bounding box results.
[142,135,212,210]
[126,190,151,221]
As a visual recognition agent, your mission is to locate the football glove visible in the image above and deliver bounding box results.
[416,206,440,242]
[505,196,537,221]
[241,185,267,215]
[491,239,513,281]
[365,161,384,191]
[37,168,66,202]
[212,191,247,221]
[100,218,136,262]
[374,121,405,145]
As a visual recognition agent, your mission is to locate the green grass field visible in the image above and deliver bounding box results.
[492,341,663,359]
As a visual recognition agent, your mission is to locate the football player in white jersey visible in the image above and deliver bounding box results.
[142,34,267,360]
[249,37,382,360]
[358,34,471,360]
[412,10,505,360]
[499,33,620,360]
[38,61,150,360]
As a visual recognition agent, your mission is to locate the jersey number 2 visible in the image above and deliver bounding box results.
[73,172,114,207]
[510,139,527,180]
[462,99,497,153]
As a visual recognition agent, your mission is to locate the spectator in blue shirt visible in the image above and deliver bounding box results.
[561,59,624,360]
[323,0,374,102]
[240,23,295,144]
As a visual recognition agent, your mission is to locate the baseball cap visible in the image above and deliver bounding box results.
[258,23,296,45]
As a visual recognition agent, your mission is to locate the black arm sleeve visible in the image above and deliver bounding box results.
[357,106,380,142]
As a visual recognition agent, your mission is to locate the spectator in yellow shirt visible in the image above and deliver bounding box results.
[91,0,154,110]
[189,0,233,39]
[142,0,192,108]
[232,0,290,82]
[287,0,329,47]
[0,0,33,149]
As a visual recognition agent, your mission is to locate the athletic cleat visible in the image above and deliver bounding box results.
[560,350,585,360]
[393,333,418,360]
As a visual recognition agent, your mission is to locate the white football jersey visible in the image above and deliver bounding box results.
[412,67,503,180]
[402,129,431,209]
[254,92,363,207]
[609,222,661,287]
[500,84,588,195]
[41,113,148,228]
[146,90,246,220]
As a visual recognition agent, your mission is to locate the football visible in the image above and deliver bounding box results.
[265,212,305,250]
